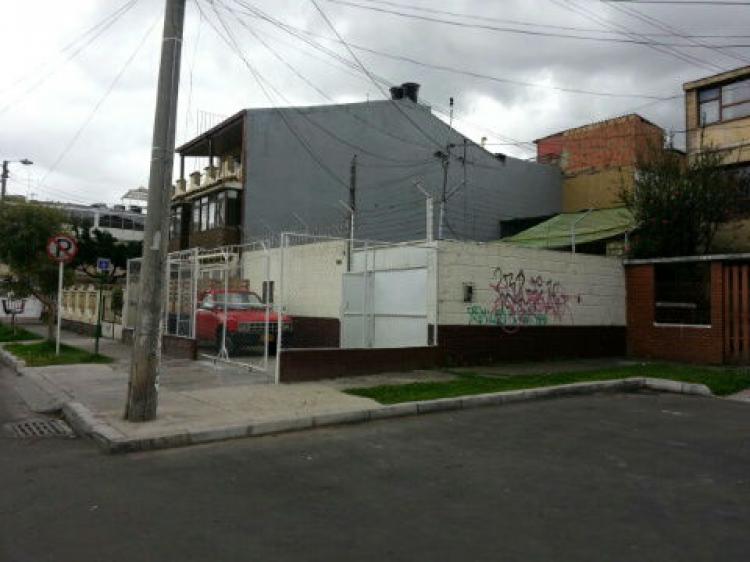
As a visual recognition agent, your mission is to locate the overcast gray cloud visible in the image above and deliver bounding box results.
[1,0,748,204]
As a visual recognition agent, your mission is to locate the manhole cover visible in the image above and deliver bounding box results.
[4,419,75,439]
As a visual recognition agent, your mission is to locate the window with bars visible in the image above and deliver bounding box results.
[654,262,711,326]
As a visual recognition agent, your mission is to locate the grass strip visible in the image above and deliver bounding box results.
[4,340,113,367]
[345,364,750,404]
[0,323,43,342]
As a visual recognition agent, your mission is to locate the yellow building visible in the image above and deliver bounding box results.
[684,66,750,251]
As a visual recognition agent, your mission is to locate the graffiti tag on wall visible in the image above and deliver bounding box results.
[467,268,574,332]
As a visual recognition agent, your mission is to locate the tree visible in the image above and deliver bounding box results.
[70,226,142,285]
[0,202,71,340]
[621,145,744,258]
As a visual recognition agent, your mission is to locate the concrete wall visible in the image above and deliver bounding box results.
[562,166,633,213]
[242,240,348,319]
[242,100,562,243]
[437,240,626,327]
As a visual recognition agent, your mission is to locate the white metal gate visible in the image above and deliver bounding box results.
[341,266,428,348]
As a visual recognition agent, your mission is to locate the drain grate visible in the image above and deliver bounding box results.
[4,419,75,439]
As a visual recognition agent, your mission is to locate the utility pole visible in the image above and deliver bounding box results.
[124,0,186,422]
[1,161,8,202]
[438,144,453,240]
[347,154,357,271]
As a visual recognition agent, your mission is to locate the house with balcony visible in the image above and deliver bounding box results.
[167,83,563,250]
[684,65,750,251]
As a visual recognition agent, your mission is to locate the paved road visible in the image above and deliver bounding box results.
[2,366,750,562]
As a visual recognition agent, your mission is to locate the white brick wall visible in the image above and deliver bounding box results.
[437,240,625,327]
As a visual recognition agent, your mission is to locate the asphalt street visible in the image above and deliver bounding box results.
[1,365,749,562]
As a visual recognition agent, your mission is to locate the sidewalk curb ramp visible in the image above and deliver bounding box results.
[60,376,713,454]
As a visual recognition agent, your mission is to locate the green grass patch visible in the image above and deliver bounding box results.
[345,364,750,404]
[0,322,43,342]
[4,340,113,367]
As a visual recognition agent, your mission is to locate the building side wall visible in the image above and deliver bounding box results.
[243,101,562,243]
[562,166,633,212]
[625,263,724,364]
[536,116,664,176]
[437,240,626,327]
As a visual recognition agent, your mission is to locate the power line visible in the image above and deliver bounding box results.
[600,0,750,67]
[548,0,725,72]
[0,0,141,114]
[38,13,161,194]
[354,0,750,37]
[198,0,351,189]
[322,0,750,48]
[222,1,438,151]
[284,26,674,100]
[307,0,448,150]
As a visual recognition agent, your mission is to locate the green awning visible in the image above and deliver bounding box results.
[504,207,634,249]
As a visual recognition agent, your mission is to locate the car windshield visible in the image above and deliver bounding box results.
[212,292,263,309]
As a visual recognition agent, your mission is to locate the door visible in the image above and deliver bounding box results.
[724,263,750,363]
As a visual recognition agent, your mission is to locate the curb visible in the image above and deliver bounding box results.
[61,376,715,455]
[0,343,28,374]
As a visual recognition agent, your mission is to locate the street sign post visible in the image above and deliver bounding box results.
[94,257,111,355]
[46,234,78,356]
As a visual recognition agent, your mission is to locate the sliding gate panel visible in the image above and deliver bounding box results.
[341,267,428,349]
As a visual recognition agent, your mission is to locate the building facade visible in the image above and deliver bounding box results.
[169,87,563,250]
[684,66,750,252]
[535,114,665,213]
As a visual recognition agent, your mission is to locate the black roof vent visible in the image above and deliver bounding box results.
[401,82,420,103]
[390,86,404,100]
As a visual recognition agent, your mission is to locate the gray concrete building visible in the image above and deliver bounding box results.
[170,87,562,249]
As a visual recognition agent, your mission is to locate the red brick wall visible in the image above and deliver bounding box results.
[536,115,664,175]
[280,346,442,382]
[626,263,725,364]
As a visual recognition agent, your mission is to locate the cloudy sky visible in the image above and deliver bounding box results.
[1,0,748,205]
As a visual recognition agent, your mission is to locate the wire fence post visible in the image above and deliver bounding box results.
[274,233,286,384]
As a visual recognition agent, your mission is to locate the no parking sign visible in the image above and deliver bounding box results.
[46,234,78,264]
[46,233,78,355]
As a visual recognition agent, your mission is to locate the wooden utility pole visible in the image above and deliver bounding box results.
[125,0,186,422]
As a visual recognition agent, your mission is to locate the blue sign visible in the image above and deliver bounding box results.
[96,258,111,272]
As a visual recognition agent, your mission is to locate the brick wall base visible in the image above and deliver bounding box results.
[121,328,197,360]
[279,346,442,382]
[437,325,626,366]
[626,264,725,365]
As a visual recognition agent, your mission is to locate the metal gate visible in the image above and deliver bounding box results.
[724,263,750,363]
[341,267,428,348]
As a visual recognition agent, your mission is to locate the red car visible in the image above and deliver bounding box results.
[195,289,292,354]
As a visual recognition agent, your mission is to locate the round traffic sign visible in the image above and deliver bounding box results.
[46,234,78,264]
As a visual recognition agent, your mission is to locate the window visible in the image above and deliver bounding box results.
[699,88,720,125]
[699,77,750,125]
[654,262,711,326]
[193,203,200,232]
[169,207,181,240]
[216,191,226,227]
[200,197,209,231]
[208,198,216,229]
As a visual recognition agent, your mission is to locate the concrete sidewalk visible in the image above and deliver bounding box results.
[3,325,459,451]
[0,324,723,453]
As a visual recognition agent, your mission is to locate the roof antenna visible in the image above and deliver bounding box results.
[449,97,454,131]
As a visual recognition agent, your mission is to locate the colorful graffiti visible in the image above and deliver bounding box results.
[467,268,574,332]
